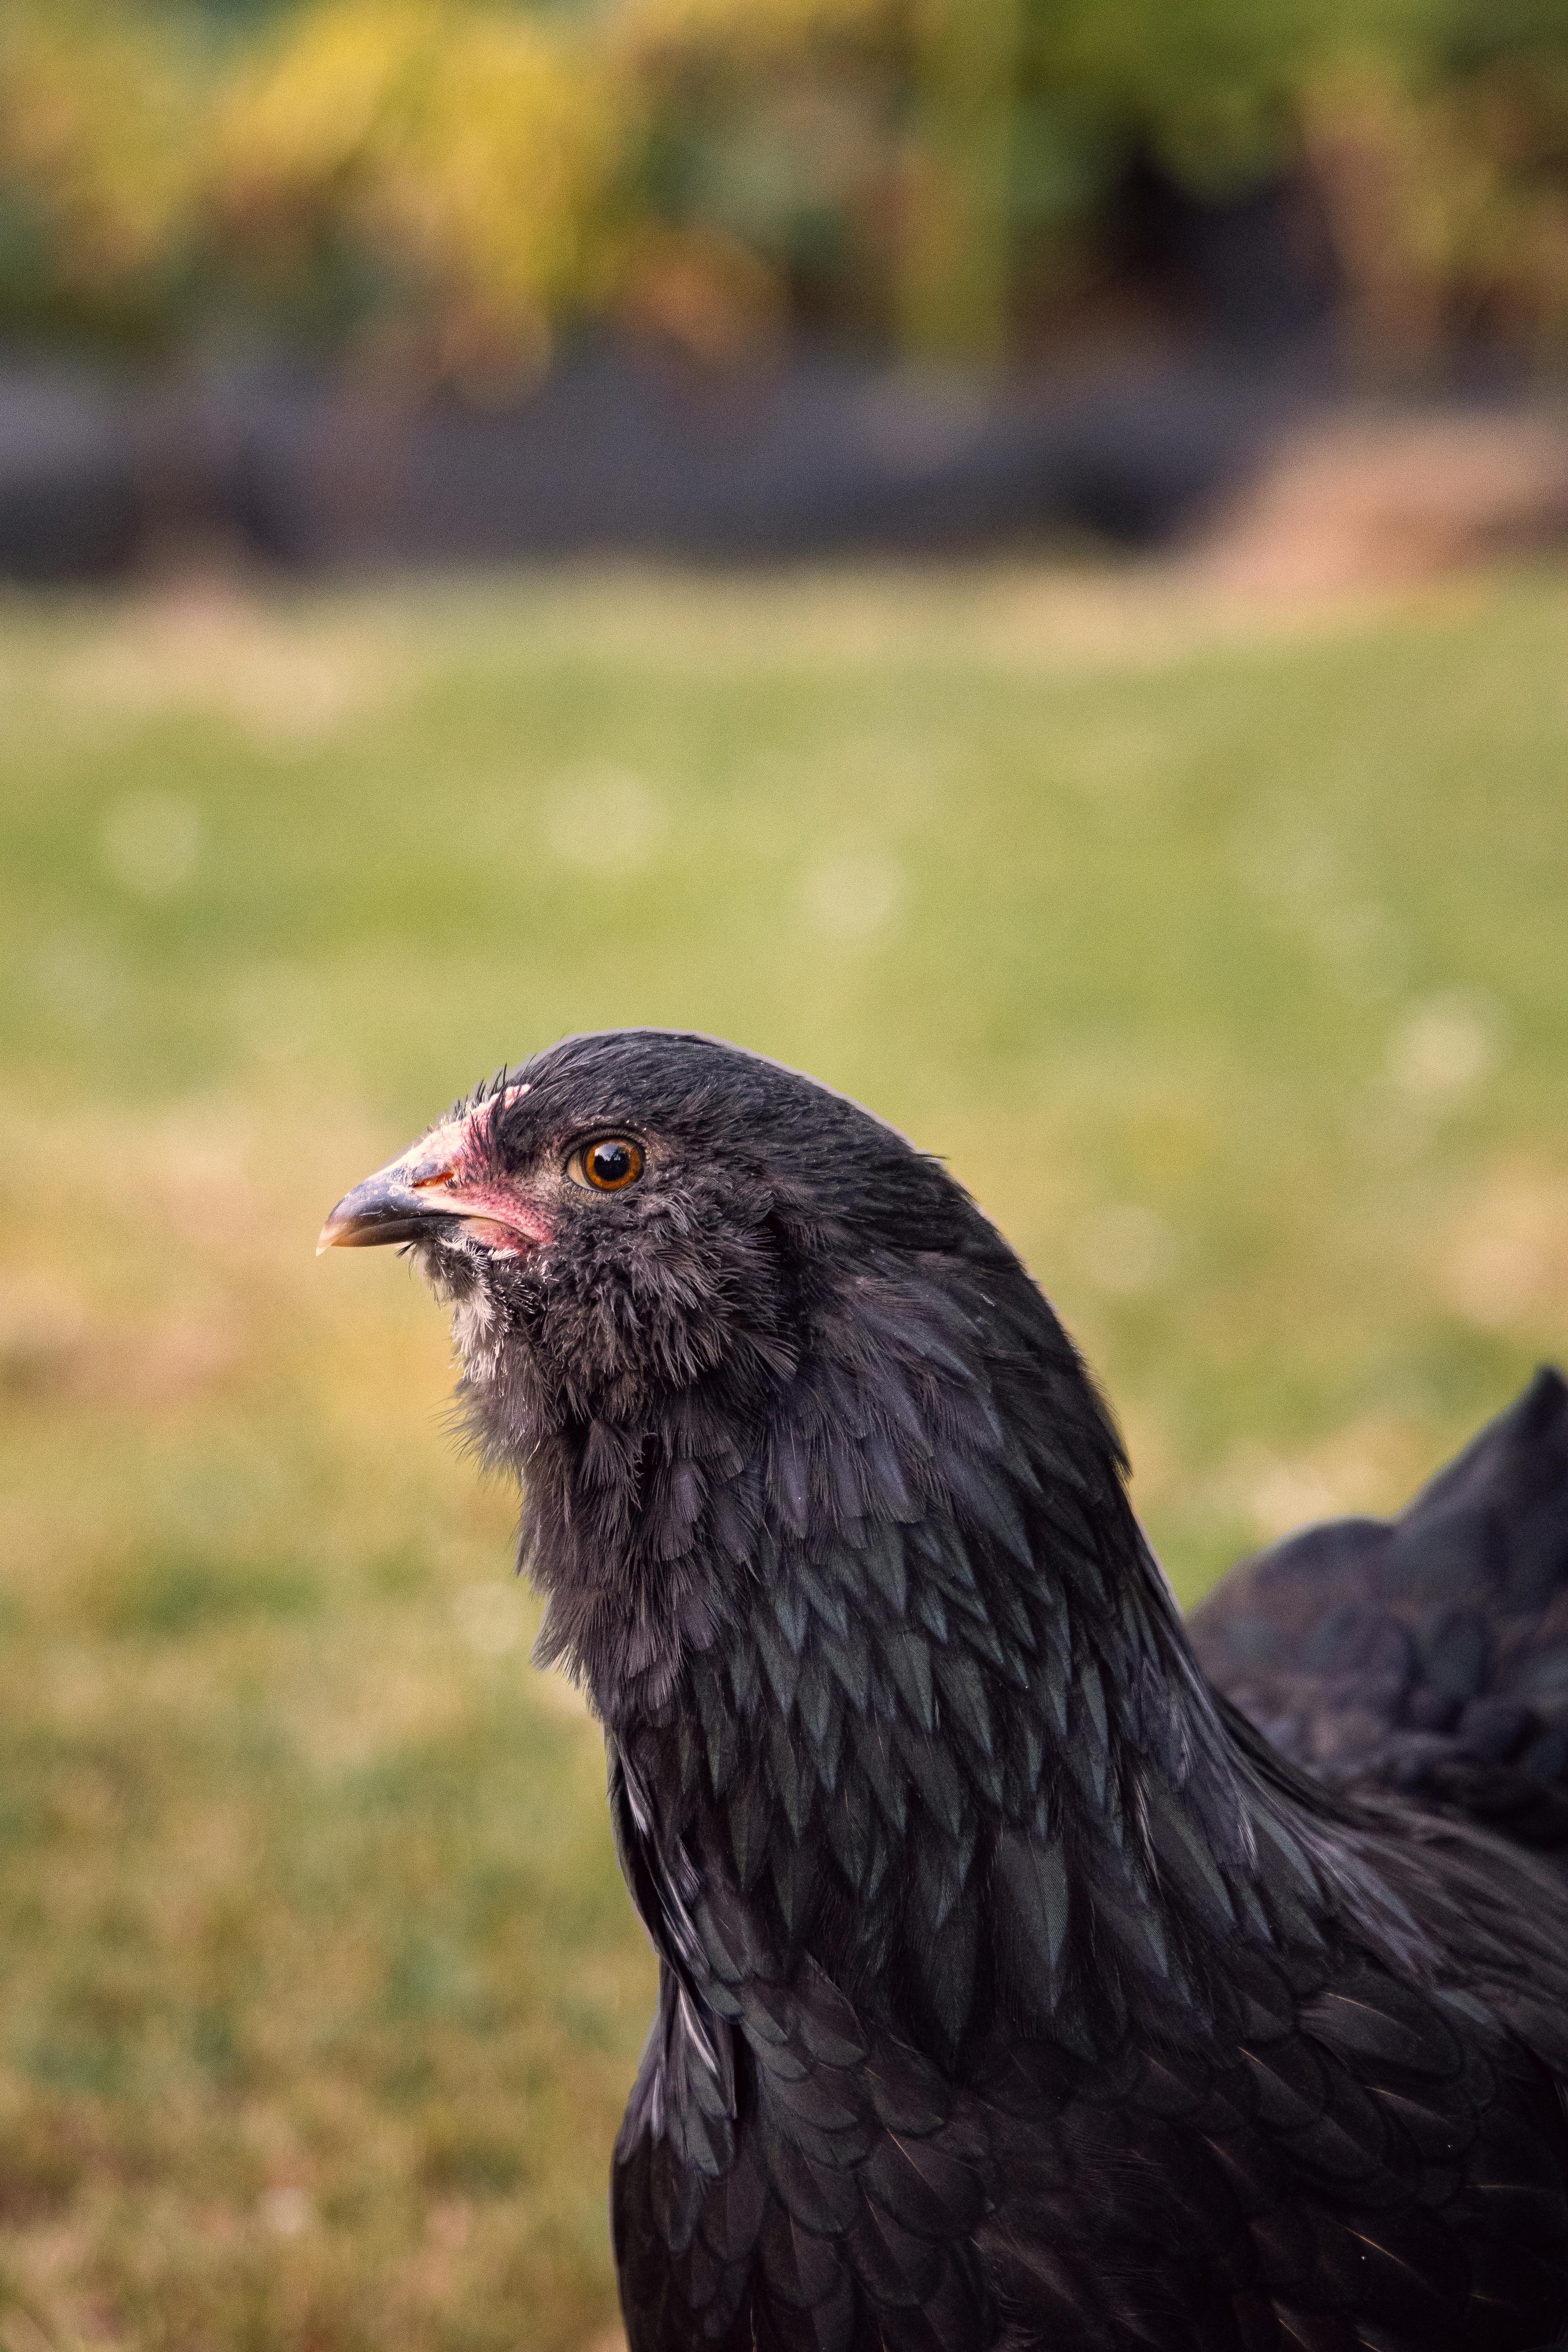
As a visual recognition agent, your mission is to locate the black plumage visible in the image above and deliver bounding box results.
[320,1031,1568,2352]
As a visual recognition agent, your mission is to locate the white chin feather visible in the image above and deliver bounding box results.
[450,1283,503,1379]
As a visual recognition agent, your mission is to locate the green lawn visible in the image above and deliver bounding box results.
[0,558,1565,2350]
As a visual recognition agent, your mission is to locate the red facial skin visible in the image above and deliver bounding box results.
[406,1110,551,1255]
[317,1087,553,1257]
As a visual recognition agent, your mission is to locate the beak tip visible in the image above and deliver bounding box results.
[315,1176,438,1254]
[317,1205,349,1255]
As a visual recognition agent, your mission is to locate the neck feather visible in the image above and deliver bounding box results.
[525,1246,1428,2059]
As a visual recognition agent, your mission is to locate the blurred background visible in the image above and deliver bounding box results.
[0,1,1566,2348]
[0,0,1567,567]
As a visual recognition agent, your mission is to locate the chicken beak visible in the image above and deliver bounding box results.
[317,1146,461,1254]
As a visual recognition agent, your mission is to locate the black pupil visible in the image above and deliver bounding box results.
[590,1143,633,1186]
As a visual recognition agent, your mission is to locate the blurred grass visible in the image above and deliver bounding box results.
[0,555,1565,2348]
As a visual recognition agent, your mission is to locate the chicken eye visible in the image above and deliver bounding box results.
[575,1138,643,1193]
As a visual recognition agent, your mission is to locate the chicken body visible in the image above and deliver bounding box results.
[321,1032,1568,2352]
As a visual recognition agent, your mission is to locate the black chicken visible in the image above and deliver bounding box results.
[320,1031,1568,2352]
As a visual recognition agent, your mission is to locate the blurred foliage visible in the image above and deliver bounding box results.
[0,0,1565,371]
[204,0,627,381]
[0,4,204,351]
[0,554,1566,2343]
[1304,54,1568,366]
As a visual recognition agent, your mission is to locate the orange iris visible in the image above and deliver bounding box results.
[583,1139,643,1191]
